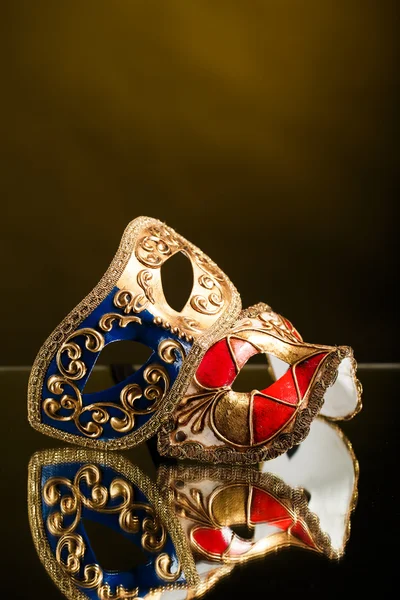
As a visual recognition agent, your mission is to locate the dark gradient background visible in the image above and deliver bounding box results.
[0,1,398,364]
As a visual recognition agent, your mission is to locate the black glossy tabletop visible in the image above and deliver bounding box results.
[1,365,396,599]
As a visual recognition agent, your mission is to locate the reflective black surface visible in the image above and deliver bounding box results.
[1,366,396,598]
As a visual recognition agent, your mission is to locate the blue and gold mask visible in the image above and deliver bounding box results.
[28,217,241,448]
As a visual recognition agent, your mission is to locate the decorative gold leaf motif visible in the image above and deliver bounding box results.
[181,317,201,332]
[114,271,155,315]
[190,274,224,316]
[43,463,175,596]
[137,269,155,303]
[113,289,137,314]
[173,487,212,528]
[43,365,170,439]
[135,225,181,268]
[191,249,226,283]
[155,553,182,582]
[99,314,142,332]
[56,329,105,381]
[158,339,186,364]
[190,294,223,315]
[175,391,223,434]
[256,311,303,344]
[43,376,82,424]
[56,533,103,588]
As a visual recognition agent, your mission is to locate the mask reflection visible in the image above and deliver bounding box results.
[28,418,358,600]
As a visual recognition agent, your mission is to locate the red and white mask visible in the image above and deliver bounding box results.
[158,303,361,463]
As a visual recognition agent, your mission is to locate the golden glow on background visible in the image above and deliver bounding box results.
[0,1,397,363]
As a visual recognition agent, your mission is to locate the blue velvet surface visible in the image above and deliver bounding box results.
[41,462,186,597]
[41,287,192,440]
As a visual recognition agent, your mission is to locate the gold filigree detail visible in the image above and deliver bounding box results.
[153,317,194,342]
[135,269,155,312]
[45,465,165,544]
[191,248,226,283]
[198,274,214,290]
[44,478,81,536]
[98,584,139,599]
[256,311,303,344]
[43,365,170,439]
[138,270,155,301]
[140,364,170,407]
[158,339,186,363]
[56,329,105,381]
[181,317,202,332]
[155,554,182,583]
[173,487,212,527]
[175,391,222,434]
[99,313,142,331]
[136,225,181,268]
[43,376,82,425]
[141,513,167,553]
[114,289,137,314]
[114,271,155,315]
[42,462,174,598]
[190,274,224,316]
[190,294,223,315]
[56,533,104,588]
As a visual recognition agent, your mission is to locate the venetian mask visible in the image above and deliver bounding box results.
[159,303,361,463]
[28,217,241,449]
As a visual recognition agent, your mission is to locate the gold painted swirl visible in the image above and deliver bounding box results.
[114,289,137,314]
[181,317,201,332]
[158,339,186,363]
[56,533,103,588]
[137,269,155,303]
[99,313,142,332]
[43,364,170,439]
[190,273,224,316]
[191,248,226,283]
[43,463,175,593]
[135,225,181,268]
[114,271,154,314]
[257,311,303,344]
[56,329,105,381]
[190,291,224,315]
[155,553,182,582]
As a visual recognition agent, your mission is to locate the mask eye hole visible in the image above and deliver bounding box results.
[83,519,148,570]
[161,251,194,313]
[232,353,275,392]
[84,340,152,393]
[267,354,290,380]
[230,524,254,540]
